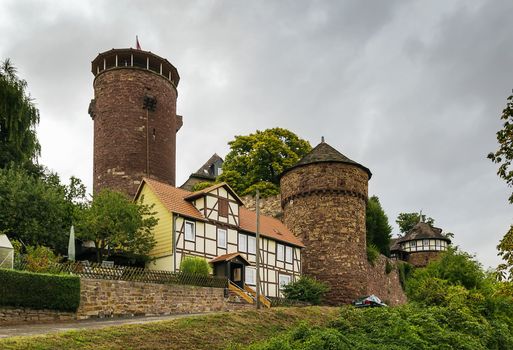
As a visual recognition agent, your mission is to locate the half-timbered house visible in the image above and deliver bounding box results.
[135,178,304,298]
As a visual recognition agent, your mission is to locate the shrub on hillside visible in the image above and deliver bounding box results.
[191,182,214,192]
[366,243,380,266]
[0,268,80,311]
[180,256,211,276]
[242,303,513,350]
[281,276,329,305]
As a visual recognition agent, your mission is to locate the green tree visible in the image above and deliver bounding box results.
[366,196,392,256]
[0,167,86,253]
[488,92,513,282]
[0,59,41,169]
[75,190,158,263]
[396,212,435,234]
[218,128,311,197]
[497,225,513,282]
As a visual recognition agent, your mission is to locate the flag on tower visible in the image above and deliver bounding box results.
[136,35,141,50]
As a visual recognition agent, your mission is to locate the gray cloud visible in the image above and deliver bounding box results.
[0,0,511,268]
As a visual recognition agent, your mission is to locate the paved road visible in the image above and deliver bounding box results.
[0,313,210,339]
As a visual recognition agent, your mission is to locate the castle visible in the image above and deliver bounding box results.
[88,47,418,305]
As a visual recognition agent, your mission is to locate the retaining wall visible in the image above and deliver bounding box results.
[0,278,250,325]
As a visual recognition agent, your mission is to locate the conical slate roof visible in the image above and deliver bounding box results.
[281,141,372,178]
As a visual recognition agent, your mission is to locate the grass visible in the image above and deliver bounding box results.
[0,307,339,350]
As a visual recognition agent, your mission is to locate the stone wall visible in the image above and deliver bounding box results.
[365,256,407,306]
[241,194,282,220]
[406,251,442,268]
[0,307,75,326]
[0,278,249,325]
[77,279,226,319]
[92,68,179,197]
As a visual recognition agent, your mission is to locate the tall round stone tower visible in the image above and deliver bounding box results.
[89,48,182,197]
[280,140,372,305]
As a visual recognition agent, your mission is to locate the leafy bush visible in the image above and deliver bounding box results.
[281,276,329,305]
[191,181,214,192]
[24,245,61,273]
[385,260,394,274]
[397,261,413,289]
[366,243,380,266]
[244,303,513,350]
[0,268,80,311]
[180,256,211,275]
[242,181,280,198]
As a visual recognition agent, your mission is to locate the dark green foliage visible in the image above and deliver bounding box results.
[180,256,211,275]
[488,93,513,282]
[245,302,513,350]
[0,167,86,253]
[218,128,311,197]
[396,212,435,234]
[366,196,392,256]
[488,92,513,204]
[406,247,485,295]
[242,181,280,197]
[0,268,80,311]
[497,225,513,281]
[281,276,329,305]
[191,181,214,192]
[397,261,413,289]
[366,243,380,266]
[75,189,158,263]
[0,59,40,170]
[385,260,393,274]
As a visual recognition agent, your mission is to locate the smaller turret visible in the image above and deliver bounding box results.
[390,222,451,267]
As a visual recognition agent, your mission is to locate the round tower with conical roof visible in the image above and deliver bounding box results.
[280,140,372,305]
[89,48,182,197]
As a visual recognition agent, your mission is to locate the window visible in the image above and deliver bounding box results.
[423,239,429,248]
[218,198,228,217]
[285,246,293,263]
[218,228,227,248]
[248,236,256,254]
[245,266,256,285]
[185,221,195,241]
[279,274,291,289]
[277,244,284,261]
[239,233,247,252]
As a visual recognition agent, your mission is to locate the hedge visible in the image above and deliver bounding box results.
[0,268,81,311]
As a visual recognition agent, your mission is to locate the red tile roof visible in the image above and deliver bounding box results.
[184,182,243,204]
[136,178,304,247]
[239,207,304,247]
[137,178,205,221]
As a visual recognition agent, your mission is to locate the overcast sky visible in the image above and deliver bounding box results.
[1,0,511,269]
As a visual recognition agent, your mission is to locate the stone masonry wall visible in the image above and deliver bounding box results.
[92,68,178,197]
[407,251,442,268]
[365,256,407,306]
[0,278,247,326]
[281,162,369,305]
[77,279,225,318]
[241,194,282,220]
[0,308,75,326]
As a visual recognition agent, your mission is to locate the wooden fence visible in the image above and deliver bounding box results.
[15,261,228,289]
